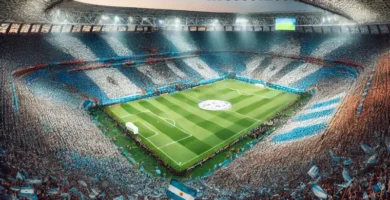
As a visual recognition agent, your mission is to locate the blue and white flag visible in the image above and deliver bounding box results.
[16,172,24,180]
[297,183,306,191]
[308,165,319,179]
[26,179,42,185]
[20,186,34,194]
[19,193,38,200]
[10,186,21,191]
[335,180,353,189]
[366,154,378,164]
[312,184,327,199]
[48,188,59,195]
[363,192,368,200]
[309,176,322,185]
[361,143,373,154]
[329,150,341,162]
[167,179,197,200]
[363,192,369,199]
[113,195,124,200]
[343,158,353,166]
[342,168,353,182]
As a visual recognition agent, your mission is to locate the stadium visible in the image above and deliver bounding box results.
[0,0,390,199]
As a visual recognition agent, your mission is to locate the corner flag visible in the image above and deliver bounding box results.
[167,179,197,200]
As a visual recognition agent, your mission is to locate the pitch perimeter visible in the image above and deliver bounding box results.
[105,79,299,172]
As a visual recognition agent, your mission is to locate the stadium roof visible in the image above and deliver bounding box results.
[73,0,322,14]
[0,0,389,24]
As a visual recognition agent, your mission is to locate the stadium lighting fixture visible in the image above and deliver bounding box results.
[175,18,181,24]
[114,16,120,22]
[236,18,248,24]
[101,15,109,20]
[322,17,325,23]
[159,19,165,24]
[128,17,133,23]
[142,17,147,21]
[212,19,219,27]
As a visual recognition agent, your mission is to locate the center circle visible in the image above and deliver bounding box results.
[198,100,232,111]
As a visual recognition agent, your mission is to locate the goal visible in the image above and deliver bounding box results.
[125,122,139,134]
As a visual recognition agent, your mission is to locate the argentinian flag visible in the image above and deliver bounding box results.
[308,165,319,178]
[360,143,373,154]
[312,184,328,199]
[342,168,353,182]
[20,186,34,194]
[167,179,197,200]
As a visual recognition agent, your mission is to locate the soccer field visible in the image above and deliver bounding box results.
[105,79,299,172]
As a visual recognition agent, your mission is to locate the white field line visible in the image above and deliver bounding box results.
[181,92,202,102]
[118,111,182,165]
[117,84,283,167]
[158,135,193,149]
[147,111,192,137]
[137,133,181,166]
[179,122,260,167]
[120,110,160,137]
[157,116,176,127]
[121,111,182,166]
[224,87,254,96]
[122,106,194,163]
[120,110,151,119]
[179,95,292,167]
[139,121,159,138]
[224,86,270,99]
[224,110,262,122]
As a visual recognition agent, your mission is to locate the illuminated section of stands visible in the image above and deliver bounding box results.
[272,94,344,143]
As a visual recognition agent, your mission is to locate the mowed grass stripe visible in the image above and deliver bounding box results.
[105,79,301,171]
[171,93,252,129]
[184,88,239,102]
[176,136,213,155]
[121,102,191,146]
[251,93,298,119]
[106,106,162,139]
[216,112,258,127]
[262,90,283,98]
[156,96,242,133]
[147,98,217,140]
[160,143,198,164]
[138,100,165,116]
[136,112,189,141]
[221,88,268,106]
[153,96,242,146]
[121,103,142,114]
[151,99,223,146]
[222,80,269,94]
[237,93,293,118]
[236,98,274,115]
[231,95,268,112]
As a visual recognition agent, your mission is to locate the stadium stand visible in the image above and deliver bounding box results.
[0,0,390,198]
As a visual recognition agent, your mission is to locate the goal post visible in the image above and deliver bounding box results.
[125,122,139,134]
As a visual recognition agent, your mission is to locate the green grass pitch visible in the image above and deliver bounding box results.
[275,23,296,31]
[105,79,299,172]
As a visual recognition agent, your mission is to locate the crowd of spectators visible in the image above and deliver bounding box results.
[0,31,389,199]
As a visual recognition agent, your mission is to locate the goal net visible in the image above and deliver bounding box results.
[125,122,139,134]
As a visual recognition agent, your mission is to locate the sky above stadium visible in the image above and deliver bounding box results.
[75,0,322,13]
